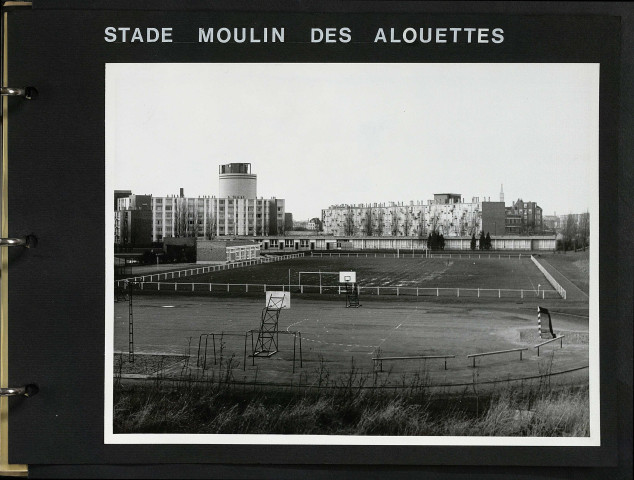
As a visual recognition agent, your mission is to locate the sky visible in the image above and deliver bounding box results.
[106,63,599,220]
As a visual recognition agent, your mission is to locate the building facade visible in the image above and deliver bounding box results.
[114,194,153,246]
[114,163,286,244]
[197,239,260,264]
[322,197,487,238]
[507,199,543,234]
[255,235,556,252]
[322,194,542,238]
[149,195,284,241]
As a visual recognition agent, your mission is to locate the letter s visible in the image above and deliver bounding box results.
[492,28,504,44]
[339,27,352,43]
[104,27,117,42]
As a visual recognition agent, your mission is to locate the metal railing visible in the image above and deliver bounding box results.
[115,253,304,287]
[372,354,456,372]
[534,335,565,356]
[311,252,527,259]
[467,347,528,367]
[530,255,567,299]
[122,282,559,299]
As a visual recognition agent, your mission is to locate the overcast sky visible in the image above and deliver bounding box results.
[106,63,598,220]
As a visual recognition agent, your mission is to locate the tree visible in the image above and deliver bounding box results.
[485,232,492,250]
[191,204,201,238]
[427,231,436,250]
[403,208,412,236]
[563,214,578,251]
[344,206,355,236]
[363,208,373,236]
[479,231,485,250]
[439,233,445,250]
[417,208,426,239]
[391,207,400,236]
[204,207,216,240]
[373,209,384,236]
[173,198,189,238]
[578,211,590,251]
[470,233,476,250]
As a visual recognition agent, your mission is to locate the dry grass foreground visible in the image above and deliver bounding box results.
[113,366,589,436]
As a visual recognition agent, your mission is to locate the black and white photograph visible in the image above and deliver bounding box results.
[105,62,598,445]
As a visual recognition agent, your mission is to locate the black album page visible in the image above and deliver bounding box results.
[2,2,630,478]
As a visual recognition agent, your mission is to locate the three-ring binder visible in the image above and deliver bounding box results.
[0,235,37,248]
[0,385,39,398]
[0,86,37,100]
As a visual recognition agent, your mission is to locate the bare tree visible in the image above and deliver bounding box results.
[373,208,384,236]
[173,197,189,238]
[563,213,578,251]
[344,206,356,236]
[192,203,201,238]
[578,211,590,251]
[391,206,400,236]
[403,207,412,236]
[204,205,217,240]
[363,208,373,236]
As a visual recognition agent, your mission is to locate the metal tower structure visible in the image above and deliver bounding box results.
[253,295,285,357]
[345,283,361,308]
[127,280,134,362]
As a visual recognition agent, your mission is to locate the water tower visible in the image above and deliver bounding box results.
[218,163,257,198]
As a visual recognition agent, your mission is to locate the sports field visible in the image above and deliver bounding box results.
[113,254,589,390]
[167,256,549,291]
[113,296,589,389]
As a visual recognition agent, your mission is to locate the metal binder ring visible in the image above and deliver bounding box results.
[0,384,39,397]
[0,86,38,100]
[0,234,37,248]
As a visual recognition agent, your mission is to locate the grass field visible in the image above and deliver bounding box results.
[113,253,591,436]
[167,256,550,291]
[539,251,589,295]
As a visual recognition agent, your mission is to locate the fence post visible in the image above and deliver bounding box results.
[246,284,248,293]
[175,283,177,291]
[192,283,194,292]
[227,284,230,292]
[457,288,459,297]
[397,287,399,296]
[499,289,501,298]
[437,288,439,297]
[158,283,161,291]
[478,288,480,298]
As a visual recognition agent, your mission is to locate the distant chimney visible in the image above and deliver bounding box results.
[179,188,184,198]
[500,184,504,203]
